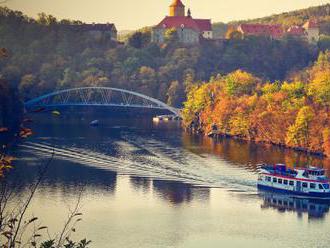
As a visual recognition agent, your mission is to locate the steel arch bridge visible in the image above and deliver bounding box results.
[24,87,180,116]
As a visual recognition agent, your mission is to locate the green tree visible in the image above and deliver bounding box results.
[167,80,184,107]
[128,31,151,49]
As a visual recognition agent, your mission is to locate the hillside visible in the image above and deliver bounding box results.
[213,4,330,38]
[183,51,330,156]
[0,6,329,108]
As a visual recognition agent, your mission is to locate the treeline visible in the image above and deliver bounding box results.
[213,4,330,39]
[183,50,330,157]
[1,7,329,108]
[234,4,330,29]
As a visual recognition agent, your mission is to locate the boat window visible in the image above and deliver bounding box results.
[310,183,316,189]
[278,179,283,184]
[289,181,294,186]
[266,177,271,182]
[283,180,288,185]
[319,184,324,190]
[273,178,277,183]
[323,184,330,189]
[302,182,308,188]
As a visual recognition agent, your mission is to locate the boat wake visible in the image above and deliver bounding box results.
[18,135,258,192]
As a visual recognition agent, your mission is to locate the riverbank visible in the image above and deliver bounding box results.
[188,127,327,158]
[182,51,330,158]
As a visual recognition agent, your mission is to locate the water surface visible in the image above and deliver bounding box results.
[4,112,330,248]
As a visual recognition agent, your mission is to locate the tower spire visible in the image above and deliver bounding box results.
[169,0,185,17]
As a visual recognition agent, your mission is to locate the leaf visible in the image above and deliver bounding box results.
[28,217,38,223]
[38,226,48,230]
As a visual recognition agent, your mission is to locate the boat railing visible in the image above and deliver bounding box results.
[260,165,297,177]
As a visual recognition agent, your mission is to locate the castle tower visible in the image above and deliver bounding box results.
[169,0,185,17]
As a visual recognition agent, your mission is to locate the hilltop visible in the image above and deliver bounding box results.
[213,4,330,38]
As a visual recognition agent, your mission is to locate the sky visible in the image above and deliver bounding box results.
[4,0,330,30]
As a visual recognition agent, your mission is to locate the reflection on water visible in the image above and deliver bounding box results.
[182,133,330,175]
[3,111,330,247]
[153,180,210,205]
[259,190,330,220]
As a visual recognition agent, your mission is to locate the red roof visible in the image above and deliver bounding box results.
[170,0,185,7]
[194,19,212,31]
[156,16,211,32]
[239,24,284,38]
[303,20,319,29]
[287,26,306,36]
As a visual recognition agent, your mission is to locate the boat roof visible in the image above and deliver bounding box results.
[295,167,325,171]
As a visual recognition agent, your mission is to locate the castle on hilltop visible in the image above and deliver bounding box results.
[233,20,320,44]
[152,0,213,44]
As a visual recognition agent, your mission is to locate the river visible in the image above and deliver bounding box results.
[4,111,330,248]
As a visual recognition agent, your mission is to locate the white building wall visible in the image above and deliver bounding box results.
[152,28,200,44]
[305,28,319,44]
[202,31,213,39]
[178,28,200,44]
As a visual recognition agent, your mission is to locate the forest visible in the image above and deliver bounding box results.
[0,5,330,156]
[182,50,330,157]
[0,6,330,109]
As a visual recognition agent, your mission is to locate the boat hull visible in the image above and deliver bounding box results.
[257,184,330,199]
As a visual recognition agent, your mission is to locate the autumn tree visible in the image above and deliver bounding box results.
[286,106,314,148]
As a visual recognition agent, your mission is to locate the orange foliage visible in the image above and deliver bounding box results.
[183,51,330,156]
[19,127,33,138]
[0,127,9,133]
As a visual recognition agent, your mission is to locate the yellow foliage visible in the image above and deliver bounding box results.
[223,70,260,96]
[308,70,330,105]
[0,155,15,177]
[182,55,330,155]
[286,106,314,147]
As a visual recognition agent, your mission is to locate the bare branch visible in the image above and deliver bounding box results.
[10,149,55,247]
[56,189,84,248]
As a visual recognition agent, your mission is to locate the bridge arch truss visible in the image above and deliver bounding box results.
[24,87,179,116]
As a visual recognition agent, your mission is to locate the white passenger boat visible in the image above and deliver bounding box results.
[257,164,330,198]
